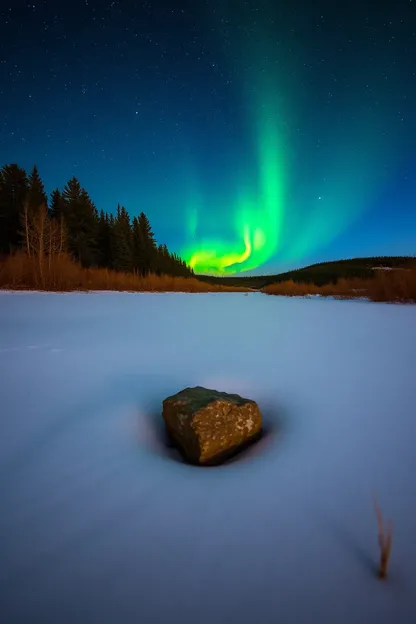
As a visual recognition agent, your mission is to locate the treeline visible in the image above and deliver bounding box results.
[262,263,376,287]
[197,256,416,290]
[0,163,193,278]
[269,257,416,287]
[262,270,416,303]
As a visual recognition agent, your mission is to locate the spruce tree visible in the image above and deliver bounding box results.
[112,204,133,272]
[61,177,98,267]
[154,243,169,275]
[132,211,157,275]
[27,165,47,215]
[107,213,116,268]
[131,216,142,273]
[50,189,65,220]
[0,164,28,253]
[96,210,113,268]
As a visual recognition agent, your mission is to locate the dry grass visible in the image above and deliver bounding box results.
[367,268,416,303]
[374,497,393,580]
[262,277,368,299]
[0,252,248,293]
[2,252,415,300]
[263,268,416,303]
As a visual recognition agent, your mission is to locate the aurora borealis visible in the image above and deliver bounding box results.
[1,0,415,275]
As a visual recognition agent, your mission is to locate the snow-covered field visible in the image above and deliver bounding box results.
[0,291,415,623]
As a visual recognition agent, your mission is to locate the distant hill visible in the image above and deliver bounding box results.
[195,256,416,290]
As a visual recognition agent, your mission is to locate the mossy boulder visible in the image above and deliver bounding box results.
[162,386,262,465]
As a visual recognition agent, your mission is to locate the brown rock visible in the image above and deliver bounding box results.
[162,386,263,465]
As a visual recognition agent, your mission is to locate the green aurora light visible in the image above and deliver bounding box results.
[182,110,285,276]
[179,1,399,276]
[181,4,288,276]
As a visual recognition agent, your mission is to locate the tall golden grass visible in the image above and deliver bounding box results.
[367,267,416,302]
[263,268,416,303]
[0,251,247,293]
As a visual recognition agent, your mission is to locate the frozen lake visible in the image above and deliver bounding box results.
[0,291,415,623]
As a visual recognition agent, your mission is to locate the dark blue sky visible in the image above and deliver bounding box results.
[1,0,415,274]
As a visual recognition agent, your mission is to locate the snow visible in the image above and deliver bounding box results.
[0,290,415,623]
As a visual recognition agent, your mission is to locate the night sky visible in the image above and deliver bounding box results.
[1,0,415,275]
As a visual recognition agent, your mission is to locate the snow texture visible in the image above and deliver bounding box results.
[0,291,415,623]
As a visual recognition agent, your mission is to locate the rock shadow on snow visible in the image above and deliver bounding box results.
[137,399,288,469]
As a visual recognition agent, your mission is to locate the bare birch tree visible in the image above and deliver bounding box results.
[20,203,66,287]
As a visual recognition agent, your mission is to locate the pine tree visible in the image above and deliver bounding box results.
[96,210,113,268]
[154,243,169,275]
[132,211,157,275]
[107,213,116,268]
[0,163,28,254]
[50,189,65,220]
[153,242,193,277]
[26,165,47,215]
[132,215,142,274]
[111,205,133,272]
[61,177,98,267]
[48,189,67,253]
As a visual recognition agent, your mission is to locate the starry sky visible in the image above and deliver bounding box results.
[1,0,415,275]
